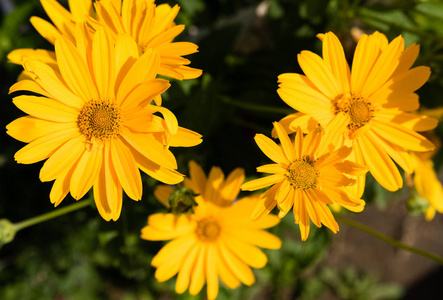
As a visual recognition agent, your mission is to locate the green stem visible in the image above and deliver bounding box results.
[337,215,443,265]
[220,96,294,115]
[13,200,91,232]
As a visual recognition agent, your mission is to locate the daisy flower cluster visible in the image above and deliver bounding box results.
[7,0,203,221]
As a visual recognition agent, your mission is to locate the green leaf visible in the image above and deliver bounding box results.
[415,1,443,20]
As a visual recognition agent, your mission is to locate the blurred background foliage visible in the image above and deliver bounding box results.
[1,0,443,299]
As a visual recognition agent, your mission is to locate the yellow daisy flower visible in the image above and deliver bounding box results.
[277,31,436,194]
[141,161,281,300]
[411,152,443,221]
[241,120,367,241]
[6,27,202,221]
[8,0,201,81]
[406,128,443,221]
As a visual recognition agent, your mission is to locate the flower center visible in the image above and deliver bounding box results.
[195,218,221,242]
[287,156,318,190]
[334,94,373,131]
[77,100,122,141]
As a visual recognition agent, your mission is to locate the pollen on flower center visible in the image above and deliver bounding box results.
[287,157,318,190]
[195,218,221,242]
[334,94,373,131]
[77,100,122,141]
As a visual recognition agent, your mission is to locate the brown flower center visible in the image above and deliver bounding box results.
[287,156,318,190]
[334,94,373,131]
[195,218,221,242]
[77,100,122,141]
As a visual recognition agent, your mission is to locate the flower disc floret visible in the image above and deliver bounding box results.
[287,157,318,190]
[195,218,221,242]
[334,94,373,131]
[77,100,122,141]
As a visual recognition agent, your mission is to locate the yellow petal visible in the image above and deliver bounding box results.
[6,116,74,143]
[49,167,74,206]
[277,184,294,218]
[392,43,420,76]
[189,245,207,295]
[277,77,332,115]
[55,36,99,101]
[298,194,310,241]
[316,112,349,156]
[136,153,184,184]
[13,95,78,123]
[297,50,341,99]
[371,66,431,103]
[241,174,284,191]
[147,24,185,49]
[117,49,162,104]
[92,28,115,101]
[250,184,279,220]
[169,127,203,147]
[39,135,85,182]
[150,236,195,267]
[172,65,202,80]
[273,122,296,162]
[30,16,61,45]
[375,111,438,132]
[154,185,174,204]
[24,59,84,108]
[7,48,57,66]
[121,128,177,169]
[304,189,321,227]
[351,34,378,95]
[206,245,219,300]
[121,78,170,110]
[68,0,93,22]
[371,119,434,152]
[175,243,201,294]
[294,127,304,160]
[228,229,281,249]
[186,160,207,195]
[254,133,287,164]
[155,249,184,282]
[323,32,351,94]
[219,168,245,203]
[356,134,402,191]
[369,130,413,174]
[9,80,52,99]
[215,249,241,289]
[40,0,75,40]
[218,240,255,286]
[312,200,339,233]
[114,34,139,90]
[256,163,286,174]
[380,93,419,111]
[14,128,80,165]
[204,166,225,205]
[157,41,199,56]
[70,146,103,200]
[362,35,404,97]
[303,127,323,156]
[93,145,123,221]
[223,235,268,268]
[110,138,143,200]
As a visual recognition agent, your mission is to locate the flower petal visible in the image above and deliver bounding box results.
[55,36,99,101]
[254,133,287,164]
[297,50,341,99]
[356,134,402,191]
[110,138,143,200]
